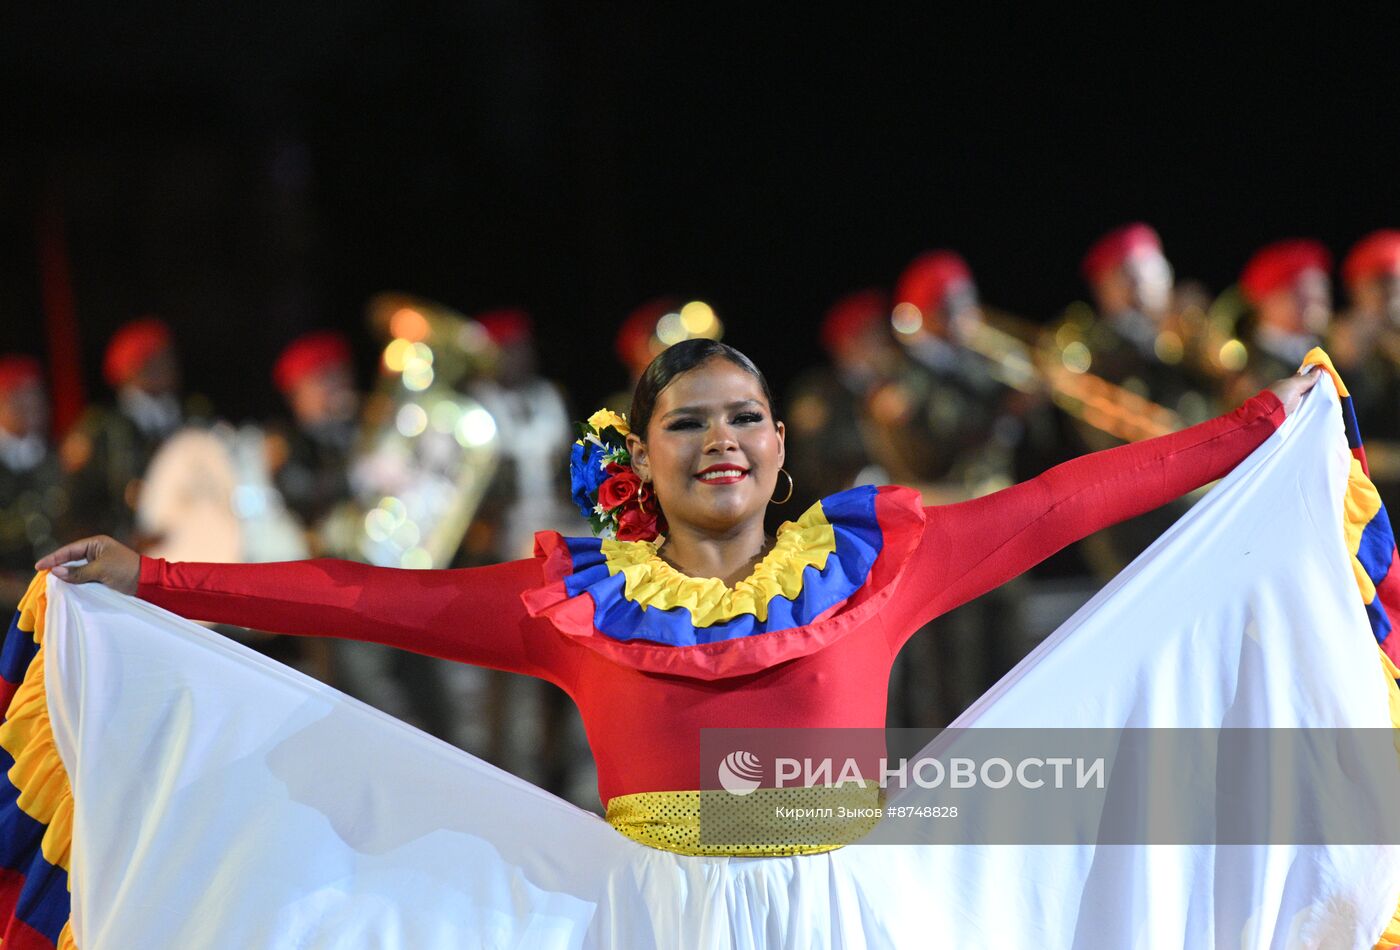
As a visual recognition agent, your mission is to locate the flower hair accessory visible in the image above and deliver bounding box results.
[569,409,667,541]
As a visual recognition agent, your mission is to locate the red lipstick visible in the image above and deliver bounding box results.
[694,464,749,485]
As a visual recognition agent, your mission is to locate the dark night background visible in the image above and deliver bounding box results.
[2,5,1398,420]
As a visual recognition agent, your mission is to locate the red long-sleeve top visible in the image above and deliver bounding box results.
[138,392,1285,805]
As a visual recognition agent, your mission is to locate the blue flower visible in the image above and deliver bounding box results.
[569,440,610,519]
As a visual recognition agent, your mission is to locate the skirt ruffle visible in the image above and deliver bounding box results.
[5,360,1400,949]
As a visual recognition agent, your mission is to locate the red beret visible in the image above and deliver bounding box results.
[273,330,353,393]
[103,316,173,388]
[476,308,533,345]
[894,251,973,317]
[0,355,43,396]
[820,288,890,356]
[1342,230,1400,288]
[615,297,682,370]
[1240,239,1332,305]
[1081,223,1163,285]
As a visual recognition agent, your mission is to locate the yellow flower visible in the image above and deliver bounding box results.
[587,408,630,436]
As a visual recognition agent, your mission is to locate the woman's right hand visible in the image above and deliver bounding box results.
[35,536,141,596]
[1266,364,1324,416]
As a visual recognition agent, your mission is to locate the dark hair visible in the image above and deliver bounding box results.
[630,339,777,438]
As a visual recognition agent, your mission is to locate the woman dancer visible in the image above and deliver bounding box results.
[38,340,1319,855]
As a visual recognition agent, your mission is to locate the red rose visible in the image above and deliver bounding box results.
[597,470,642,511]
[616,505,661,542]
[636,483,668,536]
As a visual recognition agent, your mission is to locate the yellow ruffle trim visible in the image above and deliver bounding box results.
[0,571,78,950]
[598,503,837,627]
[1304,350,1400,950]
[605,784,882,856]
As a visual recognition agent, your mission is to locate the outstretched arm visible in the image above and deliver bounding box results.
[885,383,1302,646]
[36,539,576,686]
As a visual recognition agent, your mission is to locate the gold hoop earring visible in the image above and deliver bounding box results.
[770,468,794,505]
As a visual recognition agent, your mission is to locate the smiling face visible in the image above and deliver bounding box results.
[627,357,785,536]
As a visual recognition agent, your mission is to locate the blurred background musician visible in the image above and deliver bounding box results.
[465,308,575,562]
[267,329,361,554]
[1226,238,1333,407]
[0,356,63,614]
[60,316,204,543]
[1059,223,1217,427]
[784,288,906,512]
[1332,230,1400,431]
[890,249,1061,500]
[461,307,589,800]
[1331,229,1400,497]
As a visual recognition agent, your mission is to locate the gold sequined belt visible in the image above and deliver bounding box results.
[604,783,883,857]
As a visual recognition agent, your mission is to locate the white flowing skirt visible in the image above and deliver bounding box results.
[34,376,1400,948]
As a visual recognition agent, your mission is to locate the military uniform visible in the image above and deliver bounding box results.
[1335,232,1400,440]
[0,356,64,613]
[894,334,1045,727]
[1069,307,1218,425]
[1049,227,1221,574]
[1332,231,1400,502]
[62,317,195,543]
[784,289,912,513]
[784,365,879,513]
[786,340,1010,503]
[1069,226,1219,426]
[267,419,355,540]
[248,333,360,682]
[1223,239,1334,409]
[0,439,64,613]
[58,393,191,543]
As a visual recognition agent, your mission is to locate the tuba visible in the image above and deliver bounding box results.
[325,293,500,569]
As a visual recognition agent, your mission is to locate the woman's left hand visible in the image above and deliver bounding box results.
[1266,365,1324,416]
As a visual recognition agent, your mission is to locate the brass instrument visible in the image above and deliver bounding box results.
[948,309,1040,395]
[972,305,1194,581]
[1194,286,1252,382]
[326,292,500,569]
[1030,304,1185,443]
[920,305,1185,444]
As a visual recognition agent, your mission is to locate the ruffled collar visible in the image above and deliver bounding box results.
[521,485,925,680]
[588,510,836,627]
